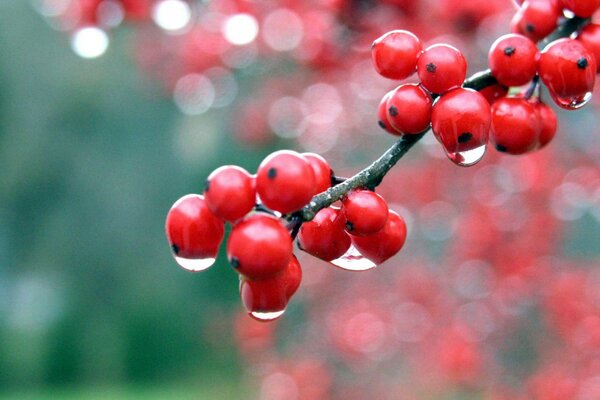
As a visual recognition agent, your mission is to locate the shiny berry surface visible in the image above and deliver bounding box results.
[386,84,433,134]
[561,0,600,17]
[510,0,561,42]
[535,101,558,148]
[204,165,256,222]
[227,214,293,280]
[256,150,316,214]
[371,30,422,80]
[577,23,600,73]
[488,34,539,87]
[417,44,467,94]
[298,207,351,262]
[479,84,509,105]
[342,190,389,237]
[351,210,407,265]
[490,97,540,155]
[302,152,331,195]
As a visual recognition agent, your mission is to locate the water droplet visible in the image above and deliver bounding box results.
[250,309,285,321]
[174,256,216,272]
[330,244,376,271]
[551,91,592,110]
[445,144,486,167]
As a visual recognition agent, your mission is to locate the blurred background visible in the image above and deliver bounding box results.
[2,0,600,399]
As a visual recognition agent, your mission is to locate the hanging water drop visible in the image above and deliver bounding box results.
[330,244,376,271]
[550,91,592,110]
[445,144,486,167]
[173,256,216,272]
[250,309,286,322]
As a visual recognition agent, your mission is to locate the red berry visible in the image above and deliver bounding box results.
[488,34,539,87]
[342,190,389,236]
[490,97,540,155]
[417,44,467,94]
[351,210,407,265]
[302,152,331,195]
[239,255,302,321]
[577,23,600,73]
[297,207,351,262]
[561,0,600,17]
[510,0,561,42]
[204,165,256,222]
[371,30,422,80]
[386,84,433,134]
[377,90,401,135]
[256,150,315,214]
[165,194,225,270]
[535,101,558,148]
[479,84,509,105]
[539,38,596,109]
[431,88,491,158]
[227,214,293,280]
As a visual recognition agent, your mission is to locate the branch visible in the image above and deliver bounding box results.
[298,16,589,222]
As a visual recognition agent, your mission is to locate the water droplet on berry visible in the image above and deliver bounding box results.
[329,244,376,271]
[250,310,285,321]
[173,256,216,272]
[445,144,486,167]
[550,91,592,110]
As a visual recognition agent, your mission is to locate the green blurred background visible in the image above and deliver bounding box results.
[0,1,269,397]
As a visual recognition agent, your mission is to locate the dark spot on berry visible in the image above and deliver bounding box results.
[577,57,589,69]
[496,144,508,153]
[345,221,354,232]
[204,180,210,192]
[171,244,180,255]
[426,63,437,73]
[267,167,277,179]
[525,23,535,33]
[230,257,240,269]
[458,132,473,143]
[388,105,399,117]
[503,46,516,56]
[378,120,387,129]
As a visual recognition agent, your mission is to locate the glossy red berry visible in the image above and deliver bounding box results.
[351,210,407,265]
[342,190,389,236]
[479,84,509,105]
[561,0,600,17]
[302,152,331,195]
[227,214,293,280]
[490,97,540,155]
[431,88,491,162]
[386,84,433,134]
[577,23,600,73]
[256,150,316,214]
[204,165,256,222]
[511,0,561,42]
[417,44,467,94]
[378,90,401,135]
[371,30,422,80]
[539,38,596,109]
[297,207,351,262]
[165,194,225,271]
[535,101,558,148]
[488,34,539,87]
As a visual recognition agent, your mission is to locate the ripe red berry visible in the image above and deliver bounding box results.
[490,97,540,155]
[371,30,422,80]
[204,165,256,222]
[488,34,539,87]
[378,90,401,135]
[165,194,225,271]
[417,44,467,94]
[535,101,558,148]
[510,0,561,42]
[256,150,316,214]
[386,84,433,134]
[538,38,596,109]
[431,88,491,163]
[302,152,331,195]
[351,210,407,265]
[297,207,351,262]
[342,190,389,236]
[227,214,293,280]
[478,84,509,105]
[577,23,600,73]
[561,0,600,17]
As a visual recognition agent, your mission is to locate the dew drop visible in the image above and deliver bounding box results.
[173,256,216,272]
[250,309,285,321]
[551,91,592,110]
[445,144,486,167]
[330,244,376,271]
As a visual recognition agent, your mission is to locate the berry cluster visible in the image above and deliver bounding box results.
[374,0,599,165]
[165,151,407,321]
